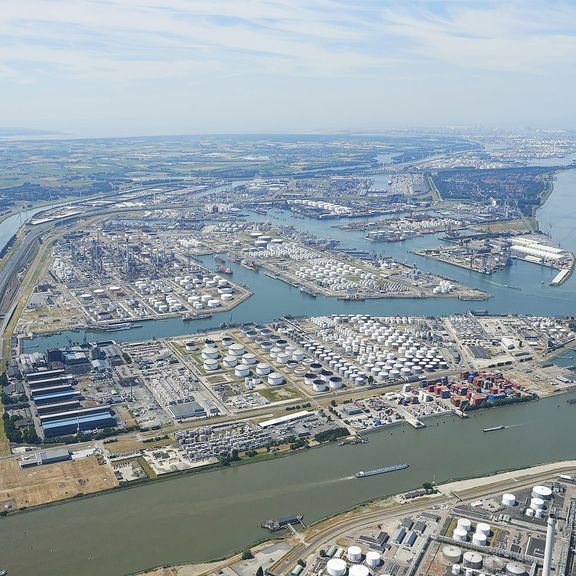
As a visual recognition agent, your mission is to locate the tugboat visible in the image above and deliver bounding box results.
[483,425,506,432]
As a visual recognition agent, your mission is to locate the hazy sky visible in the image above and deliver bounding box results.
[1,0,575,137]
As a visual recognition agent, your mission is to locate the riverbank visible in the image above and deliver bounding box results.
[133,459,576,576]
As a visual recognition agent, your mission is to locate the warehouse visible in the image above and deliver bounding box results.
[39,406,114,425]
[32,389,81,404]
[37,400,82,415]
[27,369,66,382]
[258,410,311,428]
[28,375,75,390]
[19,447,71,468]
[42,411,116,437]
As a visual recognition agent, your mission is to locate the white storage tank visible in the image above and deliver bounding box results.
[532,485,552,500]
[268,372,284,386]
[348,567,369,576]
[347,546,363,563]
[313,380,327,392]
[452,528,468,542]
[365,551,380,567]
[326,558,347,576]
[255,363,271,376]
[502,493,516,507]
[530,497,545,510]
[223,356,238,368]
[451,565,461,575]
[472,533,487,547]
[442,546,462,563]
[243,353,257,365]
[506,563,526,576]
[457,518,472,532]
[235,365,250,378]
[475,523,491,536]
[228,343,245,356]
[203,359,219,371]
[202,347,220,360]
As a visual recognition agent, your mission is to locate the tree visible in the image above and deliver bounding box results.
[330,400,337,407]
[256,567,264,576]
[242,549,254,560]
[319,549,326,558]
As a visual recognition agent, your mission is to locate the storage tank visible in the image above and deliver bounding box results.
[228,343,245,356]
[463,552,483,569]
[203,359,219,371]
[365,551,380,567]
[472,533,487,547]
[530,497,545,510]
[255,363,271,376]
[348,566,369,576]
[476,522,491,536]
[326,558,347,576]
[235,365,250,378]
[502,493,516,507]
[223,356,238,368]
[347,546,362,562]
[532,485,552,500]
[312,380,327,392]
[202,347,220,360]
[451,565,461,575]
[452,528,468,542]
[457,518,472,532]
[506,563,526,576]
[442,545,462,563]
[268,372,284,386]
[243,353,257,365]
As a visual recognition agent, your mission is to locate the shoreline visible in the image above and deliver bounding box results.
[131,458,576,576]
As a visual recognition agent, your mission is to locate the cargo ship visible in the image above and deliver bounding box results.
[261,514,303,532]
[566,399,576,405]
[216,265,233,275]
[483,425,506,432]
[240,259,259,272]
[299,285,318,297]
[355,463,409,478]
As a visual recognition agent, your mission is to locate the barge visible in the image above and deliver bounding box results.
[355,463,409,478]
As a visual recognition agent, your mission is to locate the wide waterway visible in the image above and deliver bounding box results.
[1,390,576,576]
[23,169,576,351]
[1,169,576,576]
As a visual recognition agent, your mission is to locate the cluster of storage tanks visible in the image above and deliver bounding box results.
[442,544,526,576]
[432,280,455,294]
[311,315,448,382]
[531,317,573,344]
[324,545,380,576]
[249,230,284,249]
[291,199,353,216]
[526,485,553,518]
[52,259,75,283]
[134,274,235,313]
[451,518,491,547]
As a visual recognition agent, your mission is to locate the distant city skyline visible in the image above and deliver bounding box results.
[2,0,575,137]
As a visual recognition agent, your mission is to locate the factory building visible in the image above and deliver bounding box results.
[36,400,82,415]
[42,411,116,437]
[39,406,114,425]
[31,389,81,404]
[19,447,71,468]
[28,375,76,390]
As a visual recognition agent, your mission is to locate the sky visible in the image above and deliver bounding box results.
[1,0,575,137]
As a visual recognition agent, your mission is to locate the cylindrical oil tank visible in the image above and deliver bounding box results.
[223,356,237,368]
[255,363,271,376]
[235,365,250,378]
[312,380,327,392]
[347,546,362,562]
[484,558,505,573]
[365,552,380,567]
[442,545,462,563]
[326,558,347,576]
[329,377,343,390]
[268,372,284,386]
[463,552,483,569]
[532,485,552,500]
[203,359,219,371]
[530,497,545,510]
[348,566,369,576]
[228,343,245,356]
[502,493,516,507]
[472,533,487,547]
[202,347,220,360]
[243,353,257,365]
[304,373,316,386]
[506,563,526,576]
[457,518,472,532]
[451,565,461,575]
[452,528,468,542]
[476,522,491,536]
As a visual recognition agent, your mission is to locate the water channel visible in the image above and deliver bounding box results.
[1,169,575,575]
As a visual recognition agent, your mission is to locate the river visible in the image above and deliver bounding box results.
[1,170,576,576]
